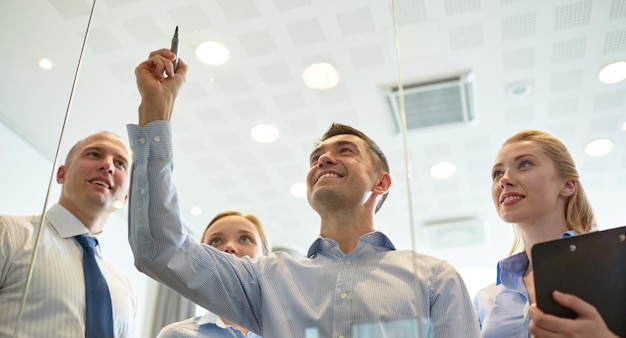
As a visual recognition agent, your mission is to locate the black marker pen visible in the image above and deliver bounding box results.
[171,26,179,72]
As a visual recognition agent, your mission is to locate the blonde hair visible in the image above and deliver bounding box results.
[502,130,596,255]
[201,210,271,255]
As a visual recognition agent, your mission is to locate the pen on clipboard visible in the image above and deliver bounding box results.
[171,26,179,72]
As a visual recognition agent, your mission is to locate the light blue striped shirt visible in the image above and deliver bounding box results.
[473,231,577,338]
[127,121,480,338]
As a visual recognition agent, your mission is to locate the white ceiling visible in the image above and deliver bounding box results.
[1,0,625,272]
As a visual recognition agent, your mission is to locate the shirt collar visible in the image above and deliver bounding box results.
[496,229,579,285]
[306,231,396,258]
[46,203,91,239]
[196,311,219,326]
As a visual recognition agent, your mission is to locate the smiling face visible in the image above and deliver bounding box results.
[201,215,264,258]
[491,140,574,227]
[306,134,389,214]
[57,132,131,216]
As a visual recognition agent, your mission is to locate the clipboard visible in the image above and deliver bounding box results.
[531,225,626,337]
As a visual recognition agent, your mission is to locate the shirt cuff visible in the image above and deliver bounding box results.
[126,121,173,160]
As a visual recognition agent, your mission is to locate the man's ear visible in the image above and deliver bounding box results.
[373,172,392,195]
[561,179,576,197]
[56,166,67,184]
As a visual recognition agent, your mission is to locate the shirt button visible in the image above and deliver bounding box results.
[140,189,145,195]
[153,136,160,142]
[340,292,347,299]
[339,336,345,338]
[345,260,351,265]
[139,137,146,144]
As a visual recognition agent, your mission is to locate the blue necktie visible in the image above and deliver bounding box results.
[75,235,115,338]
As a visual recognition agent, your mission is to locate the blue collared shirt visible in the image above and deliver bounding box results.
[127,121,480,338]
[473,231,577,338]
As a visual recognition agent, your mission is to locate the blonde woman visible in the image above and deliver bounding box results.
[157,210,269,338]
[474,130,618,338]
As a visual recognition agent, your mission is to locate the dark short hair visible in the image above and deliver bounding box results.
[317,123,390,213]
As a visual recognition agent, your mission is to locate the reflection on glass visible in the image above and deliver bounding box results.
[2,1,581,337]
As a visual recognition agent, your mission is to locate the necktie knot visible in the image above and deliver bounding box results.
[76,235,98,249]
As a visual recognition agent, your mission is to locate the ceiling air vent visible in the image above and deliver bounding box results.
[387,72,476,132]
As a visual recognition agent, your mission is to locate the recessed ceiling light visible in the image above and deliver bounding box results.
[190,207,202,216]
[302,62,340,90]
[584,139,613,157]
[38,58,52,70]
[506,82,532,98]
[622,122,626,131]
[250,124,279,143]
[430,161,456,179]
[290,182,307,198]
[196,41,229,66]
[598,61,626,84]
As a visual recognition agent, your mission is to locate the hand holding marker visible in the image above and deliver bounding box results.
[171,26,179,72]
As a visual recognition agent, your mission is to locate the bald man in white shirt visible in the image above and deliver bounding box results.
[0,131,136,337]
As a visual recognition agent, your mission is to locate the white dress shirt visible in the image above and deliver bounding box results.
[0,204,136,337]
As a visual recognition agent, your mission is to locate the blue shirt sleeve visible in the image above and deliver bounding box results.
[126,122,263,334]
